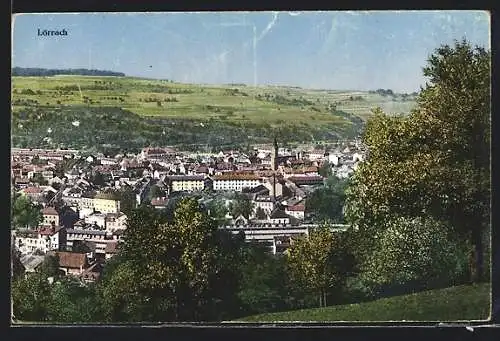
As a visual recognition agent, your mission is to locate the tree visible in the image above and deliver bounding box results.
[206,199,229,226]
[118,187,136,215]
[40,254,62,279]
[149,185,165,199]
[229,193,254,220]
[237,243,289,315]
[359,216,470,295]
[11,246,25,281]
[344,39,490,282]
[32,173,48,186]
[286,223,347,308]
[91,171,106,187]
[255,206,268,220]
[11,193,43,229]
[100,199,244,321]
[12,273,51,321]
[47,277,103,322]
[306,177,348,223]
[318,160,332,178]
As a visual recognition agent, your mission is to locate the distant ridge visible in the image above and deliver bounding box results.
[12,67,126,77]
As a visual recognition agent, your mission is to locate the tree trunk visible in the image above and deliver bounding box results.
[323,291,327,307]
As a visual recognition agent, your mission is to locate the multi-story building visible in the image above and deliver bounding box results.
[252,196,275,217]
[42,206,59,226]
[14,226,66,255]
[212,173,263,192]
[285,204,306,220]
[104,213,128,233]
[93,197,121,214]
[165,175,206,193]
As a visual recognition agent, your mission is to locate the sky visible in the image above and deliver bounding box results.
[12,11,490,93]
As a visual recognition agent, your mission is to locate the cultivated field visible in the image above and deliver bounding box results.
[11,75,416,125]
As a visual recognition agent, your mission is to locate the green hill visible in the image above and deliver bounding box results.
[11,75,416,152]
[232,283,490,322]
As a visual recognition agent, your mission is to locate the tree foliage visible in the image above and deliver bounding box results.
[306,176,348,223]
[206,199,229,226]
[100,198,244,321]
[286,223,347,308]
[11,193,43,229]
[237,243,289,315]
[229,193,254,220]
[360,216,470,290]
[12,273,51,321]
[344,39,490,281]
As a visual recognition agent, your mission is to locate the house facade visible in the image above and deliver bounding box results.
[14,226,65,255]
[42,207,59,226]
[166,175,206,192]
[212,174,263,192]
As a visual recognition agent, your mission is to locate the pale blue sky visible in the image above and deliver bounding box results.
[12,11,490,93]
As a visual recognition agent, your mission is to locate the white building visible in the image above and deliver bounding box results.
[166,175,206,192]
[212,174,263,192]
[285,204,306,220]
[105,213,128,233]
[14,226,64,255]
[42,206,59,226]
[252,197,275,217]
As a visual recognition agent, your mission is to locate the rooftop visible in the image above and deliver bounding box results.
[213,173,262,181]
[52,251,88,269]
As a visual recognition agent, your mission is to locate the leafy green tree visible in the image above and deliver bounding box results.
[32,173,48,186]
[206,199,229,226]
[12,273,51,321]
[229,193,254,220]
[11,246,25,281]
[306,177,348,223]
[91,171,106,187]
[149,185,165,199]
[255,206,268,220]
[318,160,332,178]
[345,39,490,282]
[359,216,470,293]
[286,223,347,308]
[47,277,103,322]
[11,193,43,229]
[237,243,289,315]
[40,254,62,279]
[100,199,243,321]
[118,187,136,215]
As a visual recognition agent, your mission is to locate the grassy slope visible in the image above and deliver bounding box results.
[234,283,491,322]
[11,75,416,125]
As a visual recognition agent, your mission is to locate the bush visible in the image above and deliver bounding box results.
[360,216,470,293]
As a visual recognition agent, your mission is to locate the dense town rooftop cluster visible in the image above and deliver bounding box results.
[11,140,365,284]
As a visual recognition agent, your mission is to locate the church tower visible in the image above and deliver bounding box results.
[271,136,278,172]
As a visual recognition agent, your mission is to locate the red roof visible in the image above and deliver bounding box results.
[38,225,62,236]
[42,207,58,215]
[22,187,43,194]
[286,204,305,212]
[151,198,168,206]
[54,251,88,269]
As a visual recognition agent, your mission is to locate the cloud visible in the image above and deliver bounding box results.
[288,11,301,17]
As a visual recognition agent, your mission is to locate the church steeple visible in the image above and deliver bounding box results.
[271,136,278,172]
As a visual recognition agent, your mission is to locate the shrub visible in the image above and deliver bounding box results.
[360,216,470,293]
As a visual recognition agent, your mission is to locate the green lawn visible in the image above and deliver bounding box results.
[233,283,491,322]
